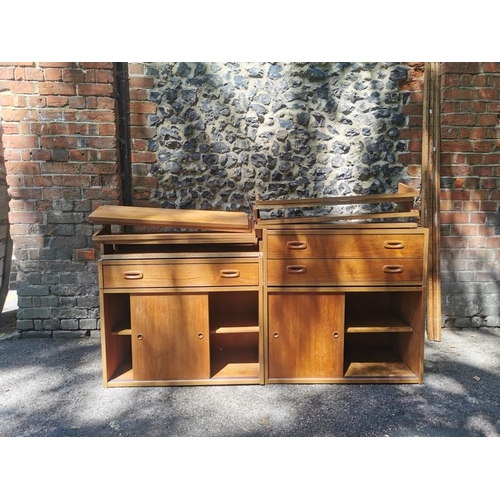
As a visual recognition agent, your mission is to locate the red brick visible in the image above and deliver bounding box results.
[441,114,476,126]
[478,88,498,100]
[46,96,70,107]
[442,62,481,74]
[483,62,499,72]
[44,68,63,81]
[74,249,96,261]
[62,69,85,83]
[77,83,113,96]
[39,82,75,96]
[80,63,114,69]
[130,101,157,113]
[3,135,39,149]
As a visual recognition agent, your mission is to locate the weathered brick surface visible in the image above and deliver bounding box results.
[440,62,500,328]
[0,62,120,337]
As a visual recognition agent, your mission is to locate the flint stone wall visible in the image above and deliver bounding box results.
[142,62,418,215]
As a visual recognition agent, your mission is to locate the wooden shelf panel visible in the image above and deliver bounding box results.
[346,314,413,334]
[344,348,417,379]
[210,314,259,334]
[255,183,418,208]
[111,326,132,336]
[210,348,260,379]
[89,205,251,232]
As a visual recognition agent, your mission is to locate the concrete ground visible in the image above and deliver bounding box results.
[1,293,497,496]
[1,292,498,437]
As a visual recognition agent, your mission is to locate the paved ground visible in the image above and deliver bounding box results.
[1,295,499,437]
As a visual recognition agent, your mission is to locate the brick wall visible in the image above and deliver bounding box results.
[0,62,121,336]
[440,62,500,327]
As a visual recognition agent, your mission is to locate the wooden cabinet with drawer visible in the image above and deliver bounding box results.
[90,204,263,388]
[262,226,429,384]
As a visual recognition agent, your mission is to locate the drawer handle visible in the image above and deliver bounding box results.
[384,240,405,249]
[286,265,307,274]
[123,271,143,280]
[287,241,307,250]
[220,269,240,278]
[383,265,404,274]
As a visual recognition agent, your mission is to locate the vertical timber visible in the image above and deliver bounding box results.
[422,62,442,341]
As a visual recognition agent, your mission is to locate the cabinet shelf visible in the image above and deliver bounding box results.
[346,314,413,334]
[210,316,259,334]
[210,347,260,379]
[344,348,417,379]
[111,326,132,336]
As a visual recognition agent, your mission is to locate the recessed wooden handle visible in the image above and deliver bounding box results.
[220,269,240,278]
[384,240,404,249]
[198,332,204,339]
[383,264,404,273]
[286,265,307,274]
[124,271,143,280]
[333,331,339,339]
[137,334,143,340]
[286,241,307,250]
[273,331,279,339]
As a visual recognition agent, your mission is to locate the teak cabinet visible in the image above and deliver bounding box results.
[261,226,428,384]
[90,195,429,387]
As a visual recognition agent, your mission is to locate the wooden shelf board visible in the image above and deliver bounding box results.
[211,325,259,334]
[111,327,132,336]
[346,315,413,334]
[89,204,252,233]
[210,348,260,379]
[344,348,416,378]
[256,210,419,225]
[93,228,257,246]
[210,312,259,335]
[344,361,416,378]
[255,183,418,209]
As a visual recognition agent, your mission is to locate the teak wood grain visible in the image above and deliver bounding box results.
[131,293,210,381]
[267,258,424,285]
[266,232,425,259]
[89,204,251,232]
[102,261,259,288]
[267,292,345,380]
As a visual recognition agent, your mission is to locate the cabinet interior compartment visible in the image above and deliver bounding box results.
[102,293,132,382]
[344,291,423,380]
[209,291,260,379]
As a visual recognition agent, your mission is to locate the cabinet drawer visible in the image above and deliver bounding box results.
[267,233,425,259]
[102,262,259,288]
[267,259,424,285]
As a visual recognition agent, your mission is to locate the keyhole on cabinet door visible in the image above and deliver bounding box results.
[137,334,144,340]
[332,331,339,339]
[198,332,204,339]
[273,331,279,339]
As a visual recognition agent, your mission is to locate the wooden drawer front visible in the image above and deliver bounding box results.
[267,259,423,285]
[102,262,259,288]
[267,233,425,259]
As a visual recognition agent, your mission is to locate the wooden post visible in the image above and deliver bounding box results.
[422,62,442,341]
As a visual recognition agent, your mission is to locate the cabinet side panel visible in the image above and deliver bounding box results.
[101,293,132,383]
[391,292,424,379]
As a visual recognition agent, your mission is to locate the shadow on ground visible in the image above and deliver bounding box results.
[0,325,499,437]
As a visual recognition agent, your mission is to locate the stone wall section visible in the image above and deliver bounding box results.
[439,62,500,328]
[130,62,424,215]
